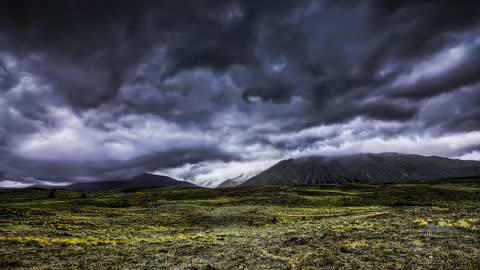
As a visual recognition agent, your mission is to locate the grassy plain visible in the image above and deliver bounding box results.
[0,180,479,269]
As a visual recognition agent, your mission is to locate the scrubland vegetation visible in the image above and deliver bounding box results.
[1,180,479,269]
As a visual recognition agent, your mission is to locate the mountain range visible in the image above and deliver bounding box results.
[66,173,198,191]
[3,153,480,191]
[240,153,480,186]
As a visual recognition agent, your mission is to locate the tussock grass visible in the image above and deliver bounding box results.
[1,181,479,269]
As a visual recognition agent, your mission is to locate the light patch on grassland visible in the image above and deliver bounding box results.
[437,219,478,231]
[0,236,116,246]
[415,218,478,231]
[414,218,432,226]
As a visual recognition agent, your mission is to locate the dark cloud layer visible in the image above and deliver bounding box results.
[1,0,480,186]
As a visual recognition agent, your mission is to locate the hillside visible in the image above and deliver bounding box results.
[67,173,198,191]
[217,172,259,188]
[241,153,480,186]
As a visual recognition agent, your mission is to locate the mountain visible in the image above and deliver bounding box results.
[241,153,480,186]
[217,172,260,188]
[67,173,198,191]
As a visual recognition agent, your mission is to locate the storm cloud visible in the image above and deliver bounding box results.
[1,0,480,187]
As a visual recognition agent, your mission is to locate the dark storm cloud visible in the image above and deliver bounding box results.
[251,0,479,125]
[418,84,480,132]
[1,0,480,185]
[243,84,295,104]
[390,44,480,100]
[0,59,17,90]
[0,1,156,106]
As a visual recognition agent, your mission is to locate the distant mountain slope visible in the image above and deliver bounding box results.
[217,172,259,188]
[67,173,198,191]
[217,178,244,188]
[241,153,480,186]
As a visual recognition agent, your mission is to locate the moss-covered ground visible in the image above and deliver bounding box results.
[1,180,479,269]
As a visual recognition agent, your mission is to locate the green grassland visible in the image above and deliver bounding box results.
[1,180,480,269]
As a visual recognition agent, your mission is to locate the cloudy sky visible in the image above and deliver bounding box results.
[1,0,480,187]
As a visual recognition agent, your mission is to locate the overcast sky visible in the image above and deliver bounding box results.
[1,0,480,187]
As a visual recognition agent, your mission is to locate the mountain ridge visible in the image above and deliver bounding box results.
[66,173,198,191]
[217,171,260,188]
[240,153,480,186]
